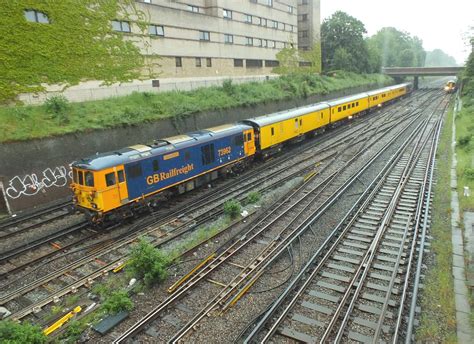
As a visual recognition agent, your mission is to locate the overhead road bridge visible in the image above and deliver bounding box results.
[382,67,464,89]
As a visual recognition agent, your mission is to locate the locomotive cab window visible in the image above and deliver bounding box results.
[233,134,244,146]
[201,144,215,165]
[85,171,94,187]
[127,164,142,178]
[118,170,125,183]
[152,160,159,172]
[246,133,252,141]
[73,169,78,183]
[184,151,191,161]
[105,172,116,187]
[78,171,84,185]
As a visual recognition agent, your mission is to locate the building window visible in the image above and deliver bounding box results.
[302,0,308,4]
[288,5,294,13]
[223,9,232,19]
[255,38,262,47]
[149,24,164,36]
[187,4,199,12]
[299,30,308,38]
[244,14,252,23]
[263,39,268,47]
[206,58,212,67]
[281,23,285,31]
[112,20,131,32]
[288,24,293,32]
[256,17,261,25]
[261,18,267,27]
[176,57,182,67]
[224,34,234,44]
[272,20,278,29]
[265,60,279,67]
[246,59,263,68]
[269,40,276,48]
[245,37,253,46]
[196,57,201,67]
[234,59,244,67]
[265,0,273,7]
[199,31,210,41]
[143,0,152,3]
[299,14,308,22]
[24,9,50,23]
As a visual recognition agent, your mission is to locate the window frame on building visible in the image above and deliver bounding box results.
[111,20,131,33]
[261,18,267,27]
[199,31,210,41]
[223,9,232,19]
[224,34,234,44]
[175,57,182,67]
[24,9,50,23]
[187,4,199,13]
[245,37,253,46]
[288,5,294,13]
[271,20,278,29]
[244,14,252,24]
[149,24,164,36]
[234,59,244,67]
[206,58,212,67]
[195,57,201,67]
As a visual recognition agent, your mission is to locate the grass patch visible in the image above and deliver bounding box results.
[455,99,474,211]
[0,72,392,143]
[416,104,457,342]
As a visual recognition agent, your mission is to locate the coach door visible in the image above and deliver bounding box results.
[116,167,129,203]
[243,129,256,156]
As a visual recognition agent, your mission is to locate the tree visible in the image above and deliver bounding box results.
[424,49,458,67]
[321,11,370,73]
[301,42,322,73]
[274,46,300,74]
[368,27,426,68]
[0,0,159,103]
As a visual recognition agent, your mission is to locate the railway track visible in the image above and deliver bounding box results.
[112,91,439,343]
[243,95,448,343]
[1,90,436,335]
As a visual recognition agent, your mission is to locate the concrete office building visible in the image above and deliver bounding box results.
[296,0,320,51]
[130,0,299,77]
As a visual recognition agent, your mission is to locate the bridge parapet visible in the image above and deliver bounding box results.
[382,67,463,76]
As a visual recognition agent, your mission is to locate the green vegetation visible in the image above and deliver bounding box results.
[127,238,171,287]
[0,0,157,104]
[321,11,432,74]
[102,290,133,314]
[416,105,457,343]
[274,43,322,74]
[223,199,242,219]
[245,191,262,205]
[0,320,46,344]
[0,72,391,143]
[456,48,474,211]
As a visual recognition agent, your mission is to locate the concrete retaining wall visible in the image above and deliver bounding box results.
[0,82,391,214]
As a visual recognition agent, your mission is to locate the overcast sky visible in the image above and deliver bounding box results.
[320,0,473,65]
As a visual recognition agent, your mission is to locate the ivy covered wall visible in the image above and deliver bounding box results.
[0,0,157,104]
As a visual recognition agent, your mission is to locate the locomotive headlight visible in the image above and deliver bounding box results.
[444,86,449,91]
[91,203,97,209]
[348,116,353,119]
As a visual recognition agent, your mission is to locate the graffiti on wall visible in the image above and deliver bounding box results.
[5,166,73,199]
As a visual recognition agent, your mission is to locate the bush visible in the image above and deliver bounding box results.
[223,199,241,219]
[44,94,69,123]
[458,135,471,148]
[246,191,261,204]
[127,238,170,287]
[464,168,474,180]
[0,320,46,343]
[102,290,133,315]
[222,79,235,95]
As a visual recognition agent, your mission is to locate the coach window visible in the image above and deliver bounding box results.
[343,105,346,111]
[85,171,94,187]
[294,118,298,128]
[153,160,159,172]
[299,119,302,126]
[118,170,125,183]
[356,102,359,106]
[271,127,275,136]
[338,107,341,112]
[105,172,116,187]
[320,113,324,119]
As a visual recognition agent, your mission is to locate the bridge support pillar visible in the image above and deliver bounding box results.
[414,76,419,90]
